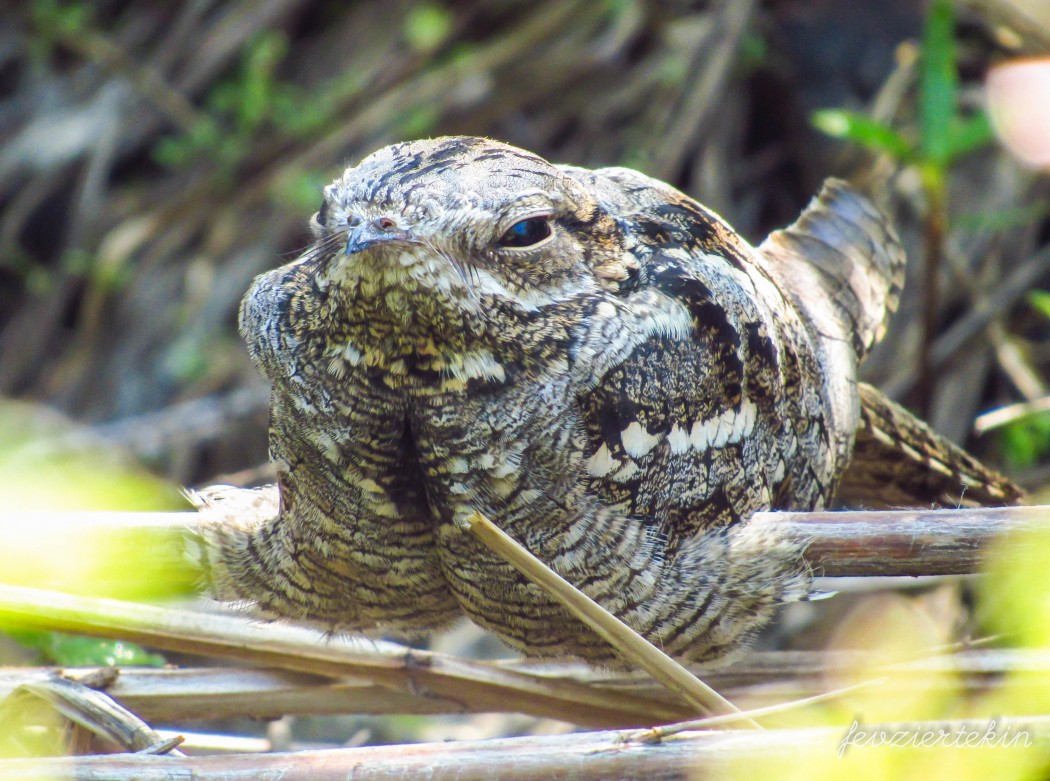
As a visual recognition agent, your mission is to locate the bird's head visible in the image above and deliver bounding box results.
[307,136,636,314]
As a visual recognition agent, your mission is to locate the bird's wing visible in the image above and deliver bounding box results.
[560,165,839,538]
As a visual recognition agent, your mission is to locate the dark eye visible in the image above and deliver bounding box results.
[498,217,552,248]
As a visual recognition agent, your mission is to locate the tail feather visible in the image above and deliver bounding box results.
[759,179,906,363]
[838,383,1024,508]
[757,180,1018,508]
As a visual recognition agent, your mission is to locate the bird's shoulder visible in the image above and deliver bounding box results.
[560,166,827,533]
[558,164,754,266]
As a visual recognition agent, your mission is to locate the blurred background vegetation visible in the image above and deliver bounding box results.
[3,1,1050,768]
[2,0,1050,495]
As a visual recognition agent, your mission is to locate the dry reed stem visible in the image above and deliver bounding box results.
[465,510,757,726]
[0,583,689,728]
[1,716,1046,781]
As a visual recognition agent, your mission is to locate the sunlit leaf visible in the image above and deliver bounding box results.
[0,401,196,601]
[980,526,1050,649]
[6,629,165,667]
[1027,290,1050,320]
[811,109,912,160]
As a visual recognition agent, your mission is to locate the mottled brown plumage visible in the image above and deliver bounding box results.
[197,136,1020,666]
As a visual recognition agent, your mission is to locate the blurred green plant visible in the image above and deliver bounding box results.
[5,629,165,667]
[998,409,1050,470]
[723,523,1050,780]
[812,0,994,416]
[0,401,188,690]
[955,201,1050,233]
[991,290,1050,469]
[811,1,992,171]
[0,402,195,599]
[273,170,330,212]
[403,3,455,54]
[27,0,90,62]
[738,29,768,74]
[153,31,299,174]
[0,390,193,768]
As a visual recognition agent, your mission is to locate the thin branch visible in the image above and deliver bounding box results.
[3,647,1045,724]
[5,503,1046,586]
[751,505,1050,577]
[464,511,756,726]
[0,584,690,729]
[975,394,1050,434]
[1,717,1047,781]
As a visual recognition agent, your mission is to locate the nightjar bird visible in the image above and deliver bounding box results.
[198,136,1020,666]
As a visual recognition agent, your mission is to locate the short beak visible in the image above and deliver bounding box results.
[345,222,413,255]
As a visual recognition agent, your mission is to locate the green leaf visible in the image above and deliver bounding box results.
[919,0,958,165]
[999,409,1050,469]
[811,109,913,160]
[6,630,166,667]
[1027,289,1050,321]
[32,0,90,38]
[945,111,994,160]
[738,30,767,73]
[403,4,454,54]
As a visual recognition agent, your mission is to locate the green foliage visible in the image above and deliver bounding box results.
[812,0,1002,423]
[153,30,323,175]
[812,0,993,171]
[273,171,330,212]
[1,246,55,297]
[996,292,1050,469]
[1027,289,1050,320]
[0,404,185,685]
[28,0,90,61]
[919,0,957,165]
[981,526,1050,649]
[403,3,454,54]
[811,109,912,159]
[61,247,131,293]
[0,401,195,600]
[738,30,768,74]
[5,629,165,667]
[998,411,1050,469]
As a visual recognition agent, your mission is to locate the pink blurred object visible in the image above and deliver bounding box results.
[987,58,1050,169]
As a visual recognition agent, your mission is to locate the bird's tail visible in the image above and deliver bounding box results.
[758,179,906,364]
[838,383,1023,508]
[757,180,1020,507]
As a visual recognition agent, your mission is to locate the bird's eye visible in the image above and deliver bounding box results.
[498,217,552,248]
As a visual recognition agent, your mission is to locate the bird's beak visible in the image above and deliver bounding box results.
[345,222,413,255]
